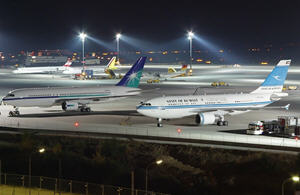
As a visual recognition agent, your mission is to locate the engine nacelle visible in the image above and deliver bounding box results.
[62,101,79,111]
[196,113,217,125]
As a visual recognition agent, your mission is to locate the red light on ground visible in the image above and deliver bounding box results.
[177,128,182,133]
[74,122,79,127]
[295,136,299,141]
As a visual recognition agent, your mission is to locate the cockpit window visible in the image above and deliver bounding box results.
[7,93,15,97]
[140,102,151,106]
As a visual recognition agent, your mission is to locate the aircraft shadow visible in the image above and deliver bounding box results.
[172,123,200,127]
[14,110,140,118]
[219,129,247,134]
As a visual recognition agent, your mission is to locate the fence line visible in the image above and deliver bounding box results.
[0,173,170,195]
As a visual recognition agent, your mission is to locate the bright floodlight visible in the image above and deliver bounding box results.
[292,176,300,182]
[156,159,163,165]
[79,32,87,40]
[188,31,194,39]
[116,33,122,40]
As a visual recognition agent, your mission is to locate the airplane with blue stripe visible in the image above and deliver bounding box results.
[2,57,146,116]
[137,60,291,127]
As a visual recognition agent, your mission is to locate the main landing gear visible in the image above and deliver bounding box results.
[157,118,163,127]
[217,115,228,126]
[9,107,20,117]
[217,120,228,126]
[80,106,91,112]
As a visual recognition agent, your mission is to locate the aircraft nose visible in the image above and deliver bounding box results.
[136,105,144,113]
[1,97,7,106]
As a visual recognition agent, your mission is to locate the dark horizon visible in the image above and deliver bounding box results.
[0,1,299,52]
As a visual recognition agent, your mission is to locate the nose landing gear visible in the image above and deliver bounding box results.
[9,107,20,117]
[157,118,163,127]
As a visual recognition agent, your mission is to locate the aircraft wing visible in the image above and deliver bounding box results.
[189,104,290,116]
[53,95,131,104]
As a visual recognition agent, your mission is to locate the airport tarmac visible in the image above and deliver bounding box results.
[1,65,300,152]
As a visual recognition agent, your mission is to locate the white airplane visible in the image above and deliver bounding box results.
[137,60,291,127]
[2,57,146,116]
[13,59,73,74]
[62,56,117,75]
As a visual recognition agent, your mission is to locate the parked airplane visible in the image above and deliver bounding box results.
[2,57,146,116]
[141,64,191,80]
[156,64,191,78]
[137,60,291,127]
[62,56,117,75]
[13,59,72,74]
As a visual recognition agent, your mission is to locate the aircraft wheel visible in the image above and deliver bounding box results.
[157,118,163,127]
[157,123,163,127]
[85,107,91,112]
[223,121,228,126]
[9,111,14,117]
[217,121,223,126]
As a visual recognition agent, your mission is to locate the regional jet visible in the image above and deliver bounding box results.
[2,57,146,116]
[149,64,191,79]
[137,60,291,127]
[13,59,73,74]
[62,56,117,76]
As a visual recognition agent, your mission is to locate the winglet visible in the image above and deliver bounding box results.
[284,104,290,110]
[116,57,146,88]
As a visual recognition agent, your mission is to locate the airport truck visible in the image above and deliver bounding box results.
[74,69,94,80]
[247,116,300,136]
[247,120,279,135]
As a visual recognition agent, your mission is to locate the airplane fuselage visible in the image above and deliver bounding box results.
[2,86,141,107]
[137,93,275,119]
[62,66,106,75]
[13,66,68,74]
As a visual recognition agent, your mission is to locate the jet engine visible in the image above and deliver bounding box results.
[62,101,79,111]
[195,113,217,125]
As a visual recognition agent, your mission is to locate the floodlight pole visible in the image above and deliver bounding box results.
[82,38,85,70]
[282,176,300,195]
[29,154,32,195]
[117,38,120,62]
[145,160,163,194]
[116,33,121,64]
[189,37,193,70]
[79,33,87,71]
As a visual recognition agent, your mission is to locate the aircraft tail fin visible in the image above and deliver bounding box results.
[251,60,291,94]
[63,59,72,67]
[181,64,188,71]
[106,57,117,70]
[116,57,146,88]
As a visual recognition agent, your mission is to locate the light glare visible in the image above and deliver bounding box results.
[292,176,300,182]
[188,31,194,39]
[156,159,163,165]
[79,32,87,40]
[116,33,122,39]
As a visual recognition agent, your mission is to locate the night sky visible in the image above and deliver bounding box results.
[0,1,299,51]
